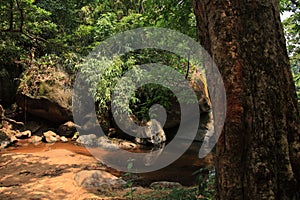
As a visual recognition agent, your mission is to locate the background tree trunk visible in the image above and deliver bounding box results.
[193,0,300,199]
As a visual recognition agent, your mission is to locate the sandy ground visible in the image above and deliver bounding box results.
[0,147,112,199]
[0,141,212,199]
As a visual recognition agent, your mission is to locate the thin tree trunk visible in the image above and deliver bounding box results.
[192,0,300,199]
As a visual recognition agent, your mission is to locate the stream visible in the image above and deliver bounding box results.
[3,138,213,186]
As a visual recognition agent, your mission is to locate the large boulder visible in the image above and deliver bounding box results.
[74,170,126,191]
[16,66,72,124]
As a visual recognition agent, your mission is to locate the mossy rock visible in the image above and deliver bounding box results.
[17,66,73,124]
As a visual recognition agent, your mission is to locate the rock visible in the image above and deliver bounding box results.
[29,135,43,144]
[43,131,60,143]
[74,170,126,191]
[16,94,72,124]
[15,130,31,139]
[150,181,182,189]
[76,134,97,146]
[97,137,137,150]
[58,121,78,137]
[97,137,118,150]
[0,140,10,149]
[115,140,137,150]
[16,66,72,124]
[135,119,166,145]
[0,130,11,149]
[60,136,68,143]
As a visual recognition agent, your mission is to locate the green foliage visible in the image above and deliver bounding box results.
[165,187,199,200]
[280,0,300,107]
[1,0,199,120]
[144,0,197,38]
[123,158,138,200]
[79,48,197,123]
[293,70,300,106]
[78,56,132,115]
[121,186,201,200]
[0,0,58,67]
[193,167,215,200]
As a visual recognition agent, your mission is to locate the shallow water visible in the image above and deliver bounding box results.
[4,139,213,186]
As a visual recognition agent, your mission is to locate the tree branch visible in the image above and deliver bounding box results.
[2,117,24,126]
[15,0,24,33]
[9,0,14,31]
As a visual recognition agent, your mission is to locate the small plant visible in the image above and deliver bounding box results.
[123,158,137,200]
[167,187,199,200]
[193,167,215,200]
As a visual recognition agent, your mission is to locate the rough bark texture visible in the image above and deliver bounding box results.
[193,0,300,199]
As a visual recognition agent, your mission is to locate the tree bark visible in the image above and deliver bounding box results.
[192,0,300,199]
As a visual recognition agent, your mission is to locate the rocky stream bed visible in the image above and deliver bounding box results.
[0,137,213,200]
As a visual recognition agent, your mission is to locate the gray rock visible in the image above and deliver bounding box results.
[97,137,137,150]
[135,119,166,145]
[43,131,60,143]
[76,134,97,146]
[150,181,182,189]
[74,170,126,191]
[97,136,118,150]
[58,121,78,137]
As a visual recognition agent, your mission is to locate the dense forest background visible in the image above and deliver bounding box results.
[0,0,299,108]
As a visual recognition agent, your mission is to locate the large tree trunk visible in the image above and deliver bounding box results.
[192,0,300,199]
